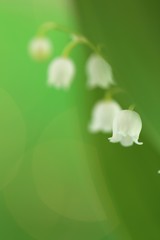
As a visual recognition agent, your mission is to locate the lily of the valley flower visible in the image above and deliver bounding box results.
[109,110,143,147]
[89,100,121,133]
[28,37,52,60]
[48,57,75,89]
[86,54,115,89]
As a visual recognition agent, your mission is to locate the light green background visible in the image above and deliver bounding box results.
[0,0,160,240]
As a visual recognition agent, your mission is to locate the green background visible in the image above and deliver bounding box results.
[0,0,160,239]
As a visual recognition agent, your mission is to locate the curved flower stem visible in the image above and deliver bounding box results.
[104,87,125,100]
[37,22,77,36]
[84,39,100,54]
[62,38,100,57]
[129,104,136,111]
[62,40,81,57]
[37,22,100,55]
[97,44,106,52]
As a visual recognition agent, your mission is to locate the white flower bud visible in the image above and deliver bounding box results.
[86,54,115,89]
[28,37,52,60]
[109,110,143,147]
[47,57,75,89]
[89,100,121,133]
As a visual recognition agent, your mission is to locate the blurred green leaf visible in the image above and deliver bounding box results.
[75,0,160,239]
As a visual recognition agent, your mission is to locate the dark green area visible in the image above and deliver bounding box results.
[76,0,160,239]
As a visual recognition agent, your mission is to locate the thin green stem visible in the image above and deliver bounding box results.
[37,22,100,55]
[62,40,81,57]
[62,38,100,57]
[84,39,100,54]
[104,87,125,100]
[129,104,136,111]
[37,22,78,36]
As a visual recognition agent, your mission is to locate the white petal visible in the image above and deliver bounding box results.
[109,110,143,147]
[86,54,115,89]
[134,140,143,145]
[133,137,143,145]
[89,100,121,133]
[120,136,134,147]
[48,57,75,89]
[88,123,101,133]
[113,110,142,137]
[28,37,52,60]
[108,134,122,143]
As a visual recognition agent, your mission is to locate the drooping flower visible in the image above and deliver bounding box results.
[109,110,143,147]
[28,37,52,60]
[89,100,121,133]
[86,54,115,89]
[47,57,75,89]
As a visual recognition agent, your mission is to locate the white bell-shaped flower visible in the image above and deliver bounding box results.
[86,54,115,89]
[109,110,143,147]
[89,100,121,133]
[48,57,75,89]
[28,37,52,60]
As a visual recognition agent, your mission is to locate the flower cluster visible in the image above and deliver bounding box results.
[28,22,143,147]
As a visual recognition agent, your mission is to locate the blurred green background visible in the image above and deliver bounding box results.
[0,0,160,239]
